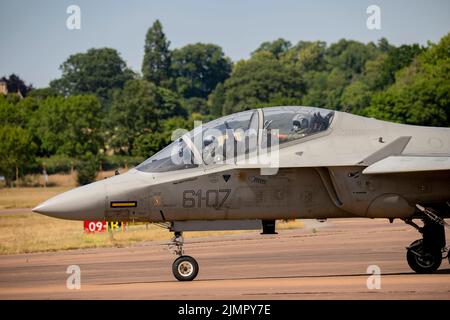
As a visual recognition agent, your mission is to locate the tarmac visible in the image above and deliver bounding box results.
[0,218,449,299]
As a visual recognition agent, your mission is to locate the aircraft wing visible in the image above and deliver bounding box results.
[362,156,450,174]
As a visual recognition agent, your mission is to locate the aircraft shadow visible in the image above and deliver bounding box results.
[100,268,450,285]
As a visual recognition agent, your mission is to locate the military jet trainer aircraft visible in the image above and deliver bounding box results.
[33,106,450,281]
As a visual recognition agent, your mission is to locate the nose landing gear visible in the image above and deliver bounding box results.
[404,205,448,274]
[168,231,199,281]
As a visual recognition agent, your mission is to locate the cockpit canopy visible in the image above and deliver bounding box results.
[136,106,334,173]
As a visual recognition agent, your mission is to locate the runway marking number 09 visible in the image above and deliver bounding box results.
[83,221,126,233]
[182,189,231,208]
[84,220,106,232]
[89,221,104,232]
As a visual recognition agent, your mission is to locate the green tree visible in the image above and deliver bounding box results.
[50,48,134,100]
[132,116,192,158]
[0,95,41,154]
[377,37,394,53]
[296,41,327,72]
[365,33,450,126]
[181,97,208,114]
[325,39,378,76]
[301,71,329,107]
[132,132,167,158]
[279,39,383,110]
[361,53,388,91]
[281,41,327,72]
[0,96,29,127]
[222,52,304,114]
[208,82,226,117]
[27,87,60,99]
[31,95,103,157]
[252,38,292,58]
[323,68,347,110]
[0,125,36,186]
[76,153,99,186]
[108,80,185,154]
[341,81,372,113]
[142,20,172,85]
[378,44,424,87]
[171,43,232,99]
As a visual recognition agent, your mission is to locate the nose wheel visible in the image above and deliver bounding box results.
[172,255,199,281]
[168,231,199,281]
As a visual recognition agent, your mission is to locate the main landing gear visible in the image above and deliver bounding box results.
[168,231,199,281]
[404,205,449,274]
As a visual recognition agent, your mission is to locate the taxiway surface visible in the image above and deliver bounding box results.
[0,218,449,299]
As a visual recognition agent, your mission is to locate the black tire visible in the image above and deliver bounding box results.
[172,255,199,281]
[406,239,442,274]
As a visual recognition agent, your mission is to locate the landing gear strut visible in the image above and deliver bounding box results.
[168,231,199,281]
[404,205,448,274]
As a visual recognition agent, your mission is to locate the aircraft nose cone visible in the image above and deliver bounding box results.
[32,180,107,220]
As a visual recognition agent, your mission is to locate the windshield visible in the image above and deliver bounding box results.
[135,138,198,173]
[136,106,334,173]
[194,109,258,165]
[136,109,258,173]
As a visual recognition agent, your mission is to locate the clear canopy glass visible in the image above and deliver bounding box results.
[261,106,334,147]
[136,106,334,173]
[135,138,198,173]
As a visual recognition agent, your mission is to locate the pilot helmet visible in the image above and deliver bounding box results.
[293,114,309,131]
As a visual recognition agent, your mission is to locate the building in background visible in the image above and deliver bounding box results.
[0,80,8,95]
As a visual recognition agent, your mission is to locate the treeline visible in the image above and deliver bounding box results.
[0,20,449,185]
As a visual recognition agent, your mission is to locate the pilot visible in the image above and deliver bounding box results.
[202,134,220,164]
[285,114,310,141]
[292,114,310,134]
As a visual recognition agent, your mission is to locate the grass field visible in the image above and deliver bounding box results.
[0,187,71,209]
[0,212,303,255]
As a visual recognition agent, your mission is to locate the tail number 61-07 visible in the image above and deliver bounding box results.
[182,189,231,208]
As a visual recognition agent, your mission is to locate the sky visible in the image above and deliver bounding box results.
[0,0,449,88]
